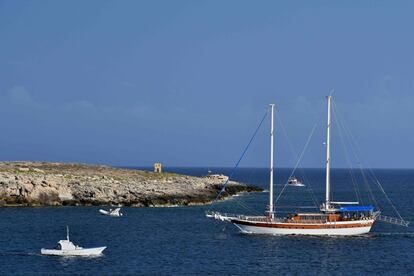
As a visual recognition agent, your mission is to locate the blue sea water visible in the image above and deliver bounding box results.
[0,168,413,275]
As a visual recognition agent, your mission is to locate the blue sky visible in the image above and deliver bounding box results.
[1,1,413,168]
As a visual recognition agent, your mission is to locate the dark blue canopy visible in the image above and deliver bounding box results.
[339,206,374,212]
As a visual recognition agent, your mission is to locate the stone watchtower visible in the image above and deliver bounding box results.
[154,162,162,173]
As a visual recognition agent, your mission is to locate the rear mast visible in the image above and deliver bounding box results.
[269,104,275,220]
[325,96,332,212]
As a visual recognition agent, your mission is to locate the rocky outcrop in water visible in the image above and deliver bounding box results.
[0,162,261,207]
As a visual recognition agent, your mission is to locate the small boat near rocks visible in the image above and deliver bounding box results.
[41,226,106,256]
[99,207,123,217]
[205,172,229,182]
[99,208,123,217]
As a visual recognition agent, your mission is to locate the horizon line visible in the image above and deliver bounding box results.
[124,165,414,170]
[1,160,412,170]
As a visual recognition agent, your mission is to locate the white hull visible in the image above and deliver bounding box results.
[99,209,110,215]
[41,246,106,256]
[232,220,374,236]
[99,209,122,217]
[288,183,305,187]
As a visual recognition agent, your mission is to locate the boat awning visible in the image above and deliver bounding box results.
[339,205,374,212]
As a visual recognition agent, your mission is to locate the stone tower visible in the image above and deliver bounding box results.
[154,162,162,173]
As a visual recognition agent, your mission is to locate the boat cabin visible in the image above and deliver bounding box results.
[57,240,77,251]
[288,206,374,223]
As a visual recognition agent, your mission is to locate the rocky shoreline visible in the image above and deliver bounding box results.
[0,162,262,207]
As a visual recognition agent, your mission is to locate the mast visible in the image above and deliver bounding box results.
[325,96,332,211]
[67,226,70,241]
[269,104,275,219]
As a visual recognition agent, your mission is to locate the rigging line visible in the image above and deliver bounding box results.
[294,124,320,206]
[218,176,263,216]
[284,105,326,207]
[298,167,320,206]
[344,132,381,209]
[276,115,320,207]
[331,100,362,203]
[274,119,319,206]
[334,112,363,204]
[358,163,380,209]
[333,100,382,209]
[275,115,318,207]
[275,205,318,209]
[366,169,404,221]
[332,100,377,207]
[339,134,382,210]
[208,109,269,208]
[218,189,262,216]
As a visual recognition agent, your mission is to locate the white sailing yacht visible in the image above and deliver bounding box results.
[208,96,404,236]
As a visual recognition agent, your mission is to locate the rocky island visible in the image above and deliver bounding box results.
[0,162,262,207]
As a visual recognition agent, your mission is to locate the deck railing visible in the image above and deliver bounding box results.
[206,211,376,224]
[377,215,410,227]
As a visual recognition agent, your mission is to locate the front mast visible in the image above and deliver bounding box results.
[269,104,275,220]
[325,96,332,211]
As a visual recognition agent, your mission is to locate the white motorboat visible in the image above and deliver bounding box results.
[99,207,123,217]
[287,176,305,187]
[41,226,106,256]
[205,172,229,182]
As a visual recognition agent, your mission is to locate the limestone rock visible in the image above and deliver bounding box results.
[0,161,262,207]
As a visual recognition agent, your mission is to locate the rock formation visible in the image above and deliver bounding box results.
[0,162,261,207]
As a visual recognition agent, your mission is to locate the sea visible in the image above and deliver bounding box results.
[0,168,413,275]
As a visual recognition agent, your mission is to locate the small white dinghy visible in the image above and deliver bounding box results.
[41,226,106,257]
[99,207,123,217]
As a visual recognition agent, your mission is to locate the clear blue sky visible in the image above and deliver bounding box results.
[1,1,413,168]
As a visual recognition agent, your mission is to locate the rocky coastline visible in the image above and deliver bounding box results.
[0,162,262,207]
